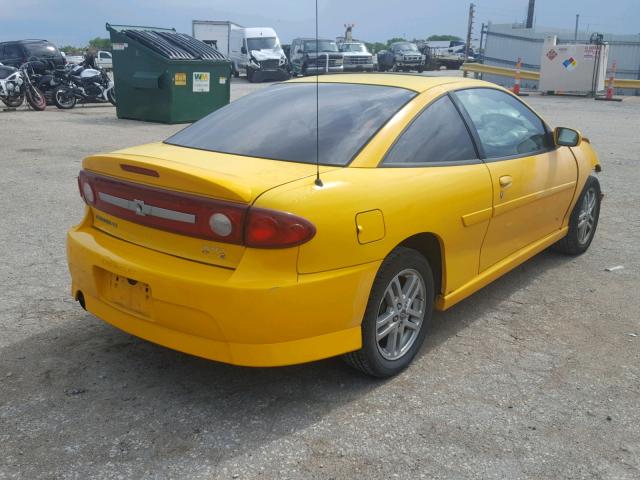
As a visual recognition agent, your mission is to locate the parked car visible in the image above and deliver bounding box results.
[289,38,343,76]
[67,75,602,378]
[377,41,425,72]
[0,40,65,70]
[339,42,374,72]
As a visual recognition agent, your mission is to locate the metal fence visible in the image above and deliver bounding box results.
[481,23,640,95]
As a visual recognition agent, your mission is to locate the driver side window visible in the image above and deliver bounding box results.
[454,88,551,159]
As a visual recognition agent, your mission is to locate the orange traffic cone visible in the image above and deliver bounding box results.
[512,57,522,95]
[606,61,616,99]
[596,61,622,102]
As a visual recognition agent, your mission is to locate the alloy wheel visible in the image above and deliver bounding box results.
[577,187,597,245]
[376,269,426,361]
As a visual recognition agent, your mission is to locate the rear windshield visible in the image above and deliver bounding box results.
[166,83,416,166]
[23,41,61,58]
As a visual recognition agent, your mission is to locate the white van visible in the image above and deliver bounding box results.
[229,27,289,82]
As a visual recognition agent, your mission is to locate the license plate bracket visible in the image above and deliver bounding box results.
[101,270,152,316]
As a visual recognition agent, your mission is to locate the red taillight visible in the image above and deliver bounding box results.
[245,208,316,248]
[79,170,246,244]
[78,170,315,249]
[78,171,95,204]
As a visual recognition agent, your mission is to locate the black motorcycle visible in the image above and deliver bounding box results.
[33,60,73,105]
[52,63,115,109]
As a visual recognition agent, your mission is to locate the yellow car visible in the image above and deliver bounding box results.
[67,74,602,377]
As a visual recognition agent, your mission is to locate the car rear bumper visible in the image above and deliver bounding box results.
[397,61,424,67]
[67,220,379,367]
[252,68,290,82]
[305,66,344,74]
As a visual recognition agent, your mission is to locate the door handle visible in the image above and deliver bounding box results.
[499,175,513,188]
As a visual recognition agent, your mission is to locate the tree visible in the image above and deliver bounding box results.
[88,37,111,51]
[426,35,462,42]
[60,45,83,55]
[364,41,387,53]
[386,37,407,46]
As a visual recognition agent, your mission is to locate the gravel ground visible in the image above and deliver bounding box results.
[1,77,639,480]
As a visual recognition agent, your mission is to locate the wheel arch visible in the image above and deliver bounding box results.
[396,232,445,297]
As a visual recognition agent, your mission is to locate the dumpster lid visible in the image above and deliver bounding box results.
[106,23,227,61]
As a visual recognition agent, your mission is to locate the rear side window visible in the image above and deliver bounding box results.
[166,83,416,166]
[383,95,477,166]
[3,44,22,60]
[23,41,60,58]
[454,88,551,159]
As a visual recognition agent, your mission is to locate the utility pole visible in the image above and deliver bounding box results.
[479,22,487,64]
[464,2,475,77]
[526,0,535,28]
[574,14,580,42]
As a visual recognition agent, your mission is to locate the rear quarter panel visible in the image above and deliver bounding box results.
[253,163,493,296]
[253,83,495,296]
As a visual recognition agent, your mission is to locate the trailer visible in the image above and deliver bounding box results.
[192,20,242,57]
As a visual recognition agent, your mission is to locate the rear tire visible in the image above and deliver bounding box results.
[553,175,601,255]
[53,87,76,109]
[107,87,116,106]
[343,247,434,378]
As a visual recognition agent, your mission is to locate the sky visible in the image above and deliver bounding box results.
[1,0,638,47]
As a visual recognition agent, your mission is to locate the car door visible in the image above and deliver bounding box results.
[453,88,578,271]
[381,93,494,294]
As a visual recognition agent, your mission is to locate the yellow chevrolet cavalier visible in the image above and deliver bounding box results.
[67,74,602,377]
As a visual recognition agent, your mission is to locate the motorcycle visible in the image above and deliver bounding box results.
[53,63,115,109]
[0,61,47,110]
[33,60,72,105]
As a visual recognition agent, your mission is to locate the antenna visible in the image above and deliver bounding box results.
[314,0,323,187]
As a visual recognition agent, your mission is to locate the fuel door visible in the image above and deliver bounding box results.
[356,209,385,244]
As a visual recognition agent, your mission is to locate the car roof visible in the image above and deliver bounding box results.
[0,39,50,45]
[294,38,335,42]
[286,73,497,93]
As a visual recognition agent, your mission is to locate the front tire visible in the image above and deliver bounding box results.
[554,175,601,255]
[343,247,434,378]
[25,85,46,111]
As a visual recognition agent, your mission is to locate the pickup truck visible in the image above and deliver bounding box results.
[339,42,374,72]
[95,50,112,70]
[377,41,425,73]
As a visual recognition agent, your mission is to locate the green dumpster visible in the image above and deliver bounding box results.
[106,23,231,123]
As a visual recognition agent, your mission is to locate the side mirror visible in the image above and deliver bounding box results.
[241,46,247,54]
[554,127,582,147]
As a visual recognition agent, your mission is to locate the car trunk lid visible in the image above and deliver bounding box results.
[82,142,334,268]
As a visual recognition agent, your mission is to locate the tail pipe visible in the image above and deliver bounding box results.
[75,290,86,310]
